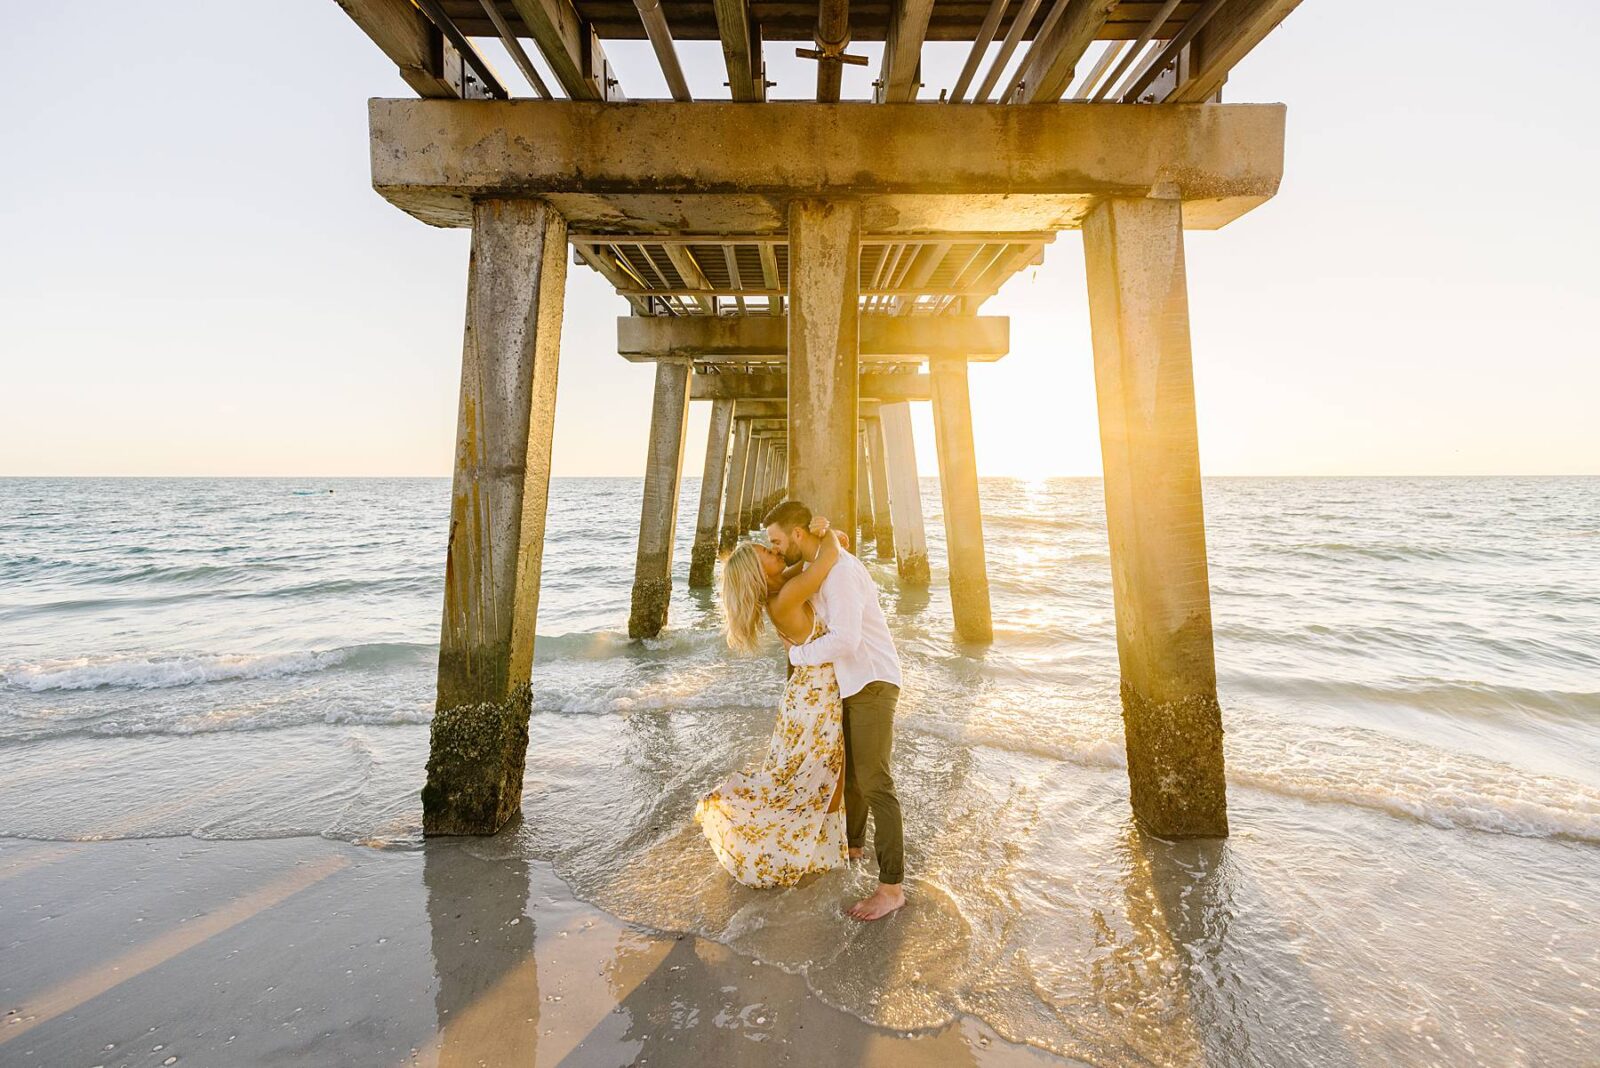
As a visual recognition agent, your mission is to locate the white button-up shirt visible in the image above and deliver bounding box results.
[787,549,902,699]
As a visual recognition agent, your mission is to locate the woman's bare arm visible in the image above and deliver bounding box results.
[771,527,841,613]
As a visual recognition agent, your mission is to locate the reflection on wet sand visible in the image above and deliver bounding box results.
[1112,824,1358,1067]
[423,841,540,1065]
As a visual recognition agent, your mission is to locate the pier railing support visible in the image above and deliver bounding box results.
[719,415,751,551]
[1083,195,1228,839]
[426,197,566,837]
[689,398,734,588]
[930,356,993,642]
[878,401,929,586]
[867,416,894,560]
[628,361,692,638]
[787,198,861,533]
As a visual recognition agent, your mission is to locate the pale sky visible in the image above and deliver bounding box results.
[2,1,1596,478]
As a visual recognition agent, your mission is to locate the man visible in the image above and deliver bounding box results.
[763,499,906,921]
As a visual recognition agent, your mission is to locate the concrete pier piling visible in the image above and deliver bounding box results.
[719,415,750,552]
[689,397,734,588]
[347,53,1292,839]
[1083,196,1228,839]
[628,361,691,639]
[878,401,930,587]
[786,198,861,536]
[867,417,894,561]
[425,198,566,837]
[856,427,875,545]
[739,429,762,532]
[930,356,993,642]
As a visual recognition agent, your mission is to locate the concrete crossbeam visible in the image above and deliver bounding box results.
[369,100,1286,233]
[691,372,930,402]
[619,314,1009,364]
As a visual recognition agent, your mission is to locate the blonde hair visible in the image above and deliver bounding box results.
[720,543,768,652]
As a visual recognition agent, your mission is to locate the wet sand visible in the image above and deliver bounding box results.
[0,835,1073,1067]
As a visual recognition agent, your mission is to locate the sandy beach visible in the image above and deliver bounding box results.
[0,834,1069,1067]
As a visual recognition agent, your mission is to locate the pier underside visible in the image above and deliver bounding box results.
[363,87,1284,837]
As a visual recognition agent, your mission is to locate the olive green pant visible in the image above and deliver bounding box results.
[841,681,903,885]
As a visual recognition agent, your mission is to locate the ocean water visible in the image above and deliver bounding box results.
[2,476,1598,1065]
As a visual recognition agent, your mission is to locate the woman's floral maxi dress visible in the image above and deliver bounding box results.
[694,617,848,888]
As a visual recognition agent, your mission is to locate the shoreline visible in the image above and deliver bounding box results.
[0,834,1075,1067]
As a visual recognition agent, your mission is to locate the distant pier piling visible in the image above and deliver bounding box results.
[628,361,691,639]
[878,401,930,586]
[689,397,734,588]
[866,416,894,560]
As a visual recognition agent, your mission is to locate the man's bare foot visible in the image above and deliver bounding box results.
[848,847,864,861]
[847,884,906,922]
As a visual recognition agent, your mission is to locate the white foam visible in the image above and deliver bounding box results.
[3,649,351,692]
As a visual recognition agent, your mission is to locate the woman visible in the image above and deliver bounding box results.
[694,519,848,888]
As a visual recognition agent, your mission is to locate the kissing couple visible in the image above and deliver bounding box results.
[692,499,907,922]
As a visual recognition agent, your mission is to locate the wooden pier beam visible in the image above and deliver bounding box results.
[426,198,566,837]
[1083,195,1228,839]
[866,416,894,560]
[786,198,861,532]
[719,415,751,551]
[878,401,929,586]
[930,356,993,642]
[628,361,692,638]
[689,397,735,588]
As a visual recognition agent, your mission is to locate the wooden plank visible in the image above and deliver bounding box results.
[1015,0,1120,104]
[412,0,507,97]
[949,0,1010,102]
[974,0,1044,102]
[878,0,936,103]
[474,0,552,97]
[508,0,620,100]
[1090,0,1179,100]
[1120,0,1223,101]
[333,0,475,98]
[1166,0,1303,103]
[665,246,715,314]
[714,0,766,101]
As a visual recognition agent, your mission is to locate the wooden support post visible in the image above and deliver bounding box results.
[878,401,929,586]
[426,198,566,837]
[740,434,764,531]
[1083,195,1228,839]
[787,199,861,533]
[867,416,894,560]
[628,361,692,639]
[720,416,751,551]
[930,356,993,643]
[856,427,875,545]
[690,398,735,588]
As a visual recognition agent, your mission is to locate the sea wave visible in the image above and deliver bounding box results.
[1,642,431,693]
